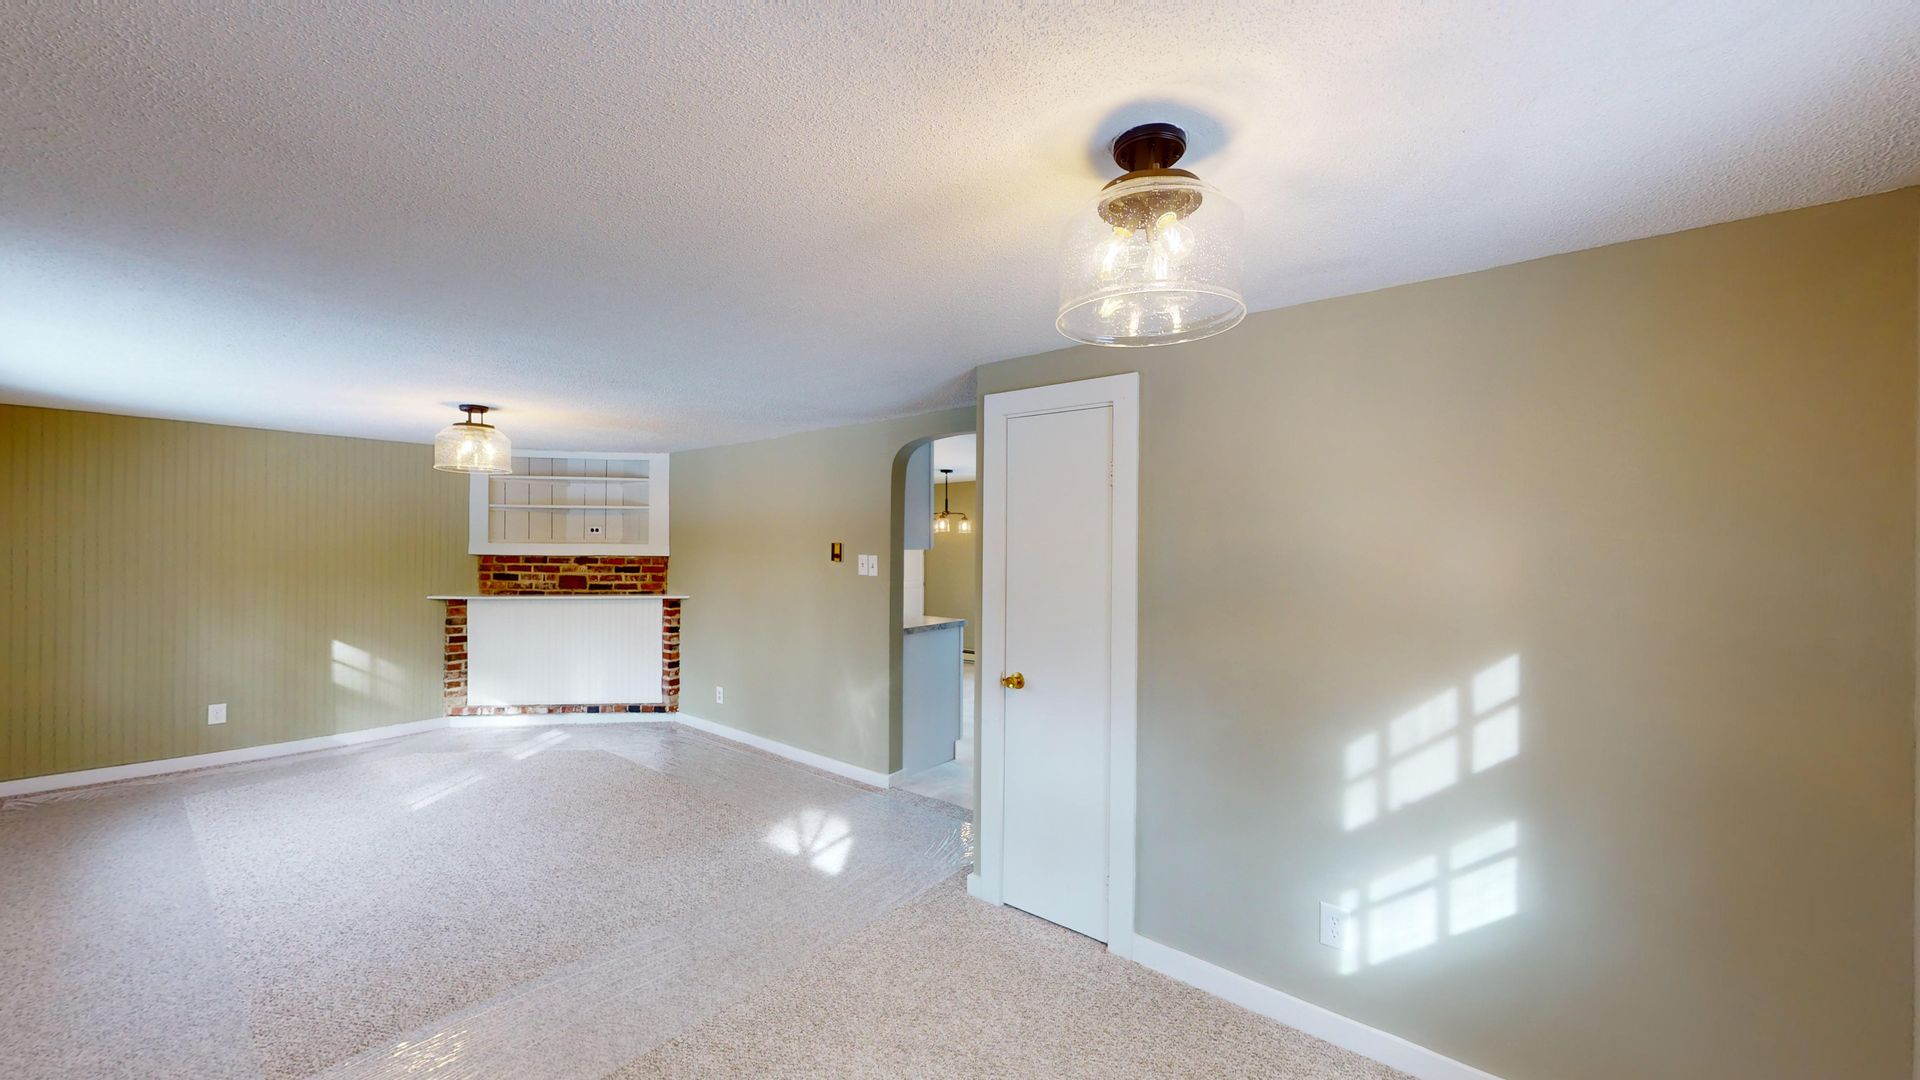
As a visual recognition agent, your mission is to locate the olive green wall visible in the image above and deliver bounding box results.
[978,189,1920,1080]
[1,406,472,782]
[670,407,973,773]
[924,480,978,654]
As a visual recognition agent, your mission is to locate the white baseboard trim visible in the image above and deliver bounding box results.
[674,712,891,788]
[0,716,449,799]
[1132,937,1504,1080]
[966,872,994,901]
[447,712,670,729]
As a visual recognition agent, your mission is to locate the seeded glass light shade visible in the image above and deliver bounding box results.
[1058,174,1245,347]
[432,405,512,474]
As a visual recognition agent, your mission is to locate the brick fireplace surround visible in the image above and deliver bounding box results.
[442,556,679,716]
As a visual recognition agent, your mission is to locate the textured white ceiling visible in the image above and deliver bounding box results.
[2,2,1916,451]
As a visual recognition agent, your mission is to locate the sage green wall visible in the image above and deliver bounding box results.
[670,407,973,773]
[924,480,979,654]
[977,190,1919,1080]
[1,406,473,782]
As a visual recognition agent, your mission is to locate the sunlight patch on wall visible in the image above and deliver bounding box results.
[1471,654,1519,713]
[1342,655,1522,831]
[1338,821,1521,973]
[1472,706,1520,773]
[331,640,407,705]
[1366,869,1440,966]
[1333,654,1524,974]
[1342,775,1380,830]
[1387,737,1459,812]
[1449,822,1520,935]
[331,641,372,694]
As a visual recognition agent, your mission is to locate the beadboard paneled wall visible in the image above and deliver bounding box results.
[0,405,473,782]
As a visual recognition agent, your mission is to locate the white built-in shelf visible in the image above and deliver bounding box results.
[487,503,651,510]
[470,450,669,556]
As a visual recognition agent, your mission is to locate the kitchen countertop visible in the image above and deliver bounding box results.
[902,615,966,635]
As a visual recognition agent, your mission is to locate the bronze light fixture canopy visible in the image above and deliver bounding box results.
[932,468,970,534]
[1057,122,1246,347]
[432,403,513,474]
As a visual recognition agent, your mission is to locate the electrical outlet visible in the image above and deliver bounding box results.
[715,686,724,704]
[1319,901,1349,949]
[587,525,604,536]
[207,703,227,726]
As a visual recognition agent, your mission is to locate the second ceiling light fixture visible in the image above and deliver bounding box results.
[933,468,970,534]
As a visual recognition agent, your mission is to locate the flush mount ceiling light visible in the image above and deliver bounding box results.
[432,404,512,474]
[1057,122,1246,348]
[933,468,970,534]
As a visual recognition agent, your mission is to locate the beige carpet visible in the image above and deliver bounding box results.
[0,723,1403,1079]
[616,873,1405,1080]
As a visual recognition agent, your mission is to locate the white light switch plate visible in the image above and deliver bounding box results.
[1319,901,1348,949]
[207,703,227,726]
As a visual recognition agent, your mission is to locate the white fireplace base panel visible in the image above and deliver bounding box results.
[467,597,664,706]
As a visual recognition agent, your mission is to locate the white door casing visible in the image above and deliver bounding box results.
[972,372,1139,957]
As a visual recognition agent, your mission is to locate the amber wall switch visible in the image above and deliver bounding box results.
[830,542,843,563]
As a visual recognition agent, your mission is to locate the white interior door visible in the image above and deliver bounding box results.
[976,372,1138,952]
[1000,404,1115,939]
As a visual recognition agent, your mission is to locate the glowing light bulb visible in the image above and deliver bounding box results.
[1152,211,1194,262]
[1098,225,1142,281]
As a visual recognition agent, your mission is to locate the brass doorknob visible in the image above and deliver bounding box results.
[1000,672,1026,690]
